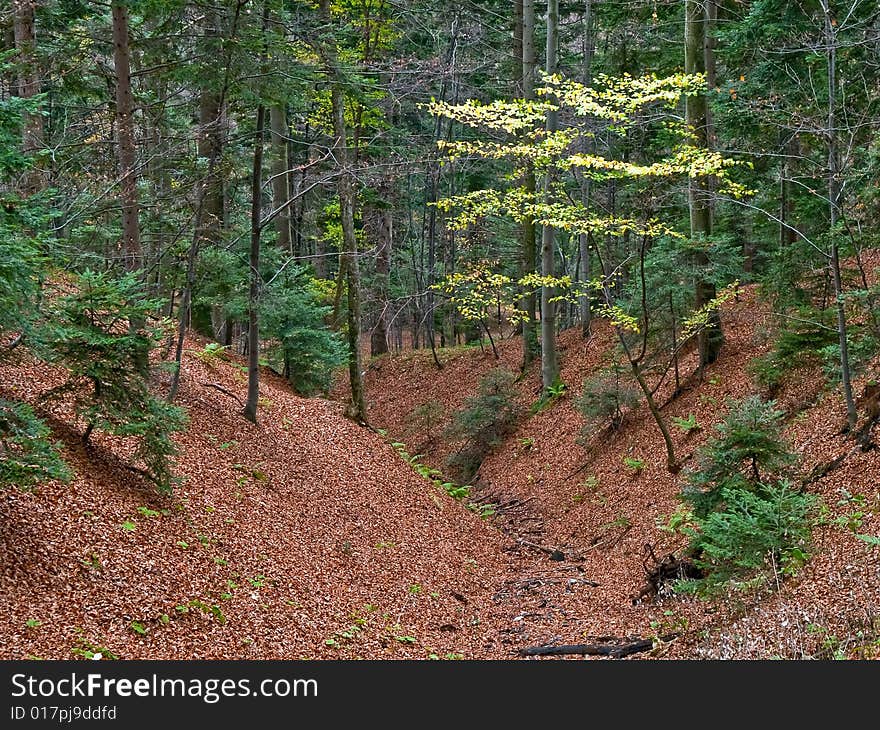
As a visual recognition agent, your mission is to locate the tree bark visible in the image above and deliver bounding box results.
[243,105,266,424]
[520,0,538,368]
[112,2,141,274]
[540,0,560,390]
[13,0,44,194]
[198,6,225,256]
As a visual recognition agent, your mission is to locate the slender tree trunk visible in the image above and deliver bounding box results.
[513,0,523,96]
[111,2,149,376]
[370,200,391,356]
[198,7,225,255]
[540,0,559,390]
[243,105,265,424]
[821,1,857,431]
[578,0,593,338]
[13,0,44,194]
[167,190,205,402]
[112,2,140,274]
[168,1,243,398]
[269,105,292,251]
[520,0,538,368]
[198,7,227,344]
[321,0,367,424]
[685,0,723,367]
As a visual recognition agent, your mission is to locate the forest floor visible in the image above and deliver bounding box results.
[355,269,880,659]
[0,337,511,659]
[2,270,879,660]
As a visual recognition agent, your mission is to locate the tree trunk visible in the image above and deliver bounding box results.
[269,105,292,251]
[112,2,141,274]
[243,105,265,424]
[685,0,722,367]
[520,0,538,368]
[513,0,523,96]
[370,201,391,356]
[198,7,225,254]
[821,1,857,431]
[578,0,594,338]
[540,0,559,391]
[13,0,44,194]
[321,0,367,425]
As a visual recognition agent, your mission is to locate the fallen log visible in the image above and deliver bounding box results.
[518,634,677,658]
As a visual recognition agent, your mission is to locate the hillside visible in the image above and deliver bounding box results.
[355,283,880,659]
[0,337,510,660]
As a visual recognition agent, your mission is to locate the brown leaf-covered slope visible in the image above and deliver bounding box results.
[0,337,513,660]
[356,280,880,659]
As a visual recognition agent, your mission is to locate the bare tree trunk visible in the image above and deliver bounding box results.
[540,0,560,390]
[685,0,723,367]
[513,0,523,96]
[821,1,857,431]
[578,0,593,338]
[321,0,367,424]
[269,105,292,251]
[198,7,225,256]
[112,2,140,274]
[370,201,391,356]
[13,0,44,193]
[243,105,265,424]
[520,0,538,368]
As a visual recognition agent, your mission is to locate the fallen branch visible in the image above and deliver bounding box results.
[517,538,565,561]
[518,634,677,658]
[801,446,860,487]
[200,381,245,408]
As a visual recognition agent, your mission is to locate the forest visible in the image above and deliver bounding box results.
[1,0,879,661]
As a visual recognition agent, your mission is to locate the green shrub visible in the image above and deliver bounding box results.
[574,365,639,437]
[260,269,346,395]
[682,396,796,517]
[0,399,71,488]
[445,368,522,481]
[672,396,815,594]
[680,482,816,592]
[42,270,187,492]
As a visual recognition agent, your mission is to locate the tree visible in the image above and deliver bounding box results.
[111,1,140,275]
[819,0,858,430]
[12,0,43,194]
[685,0,723,367]
[672,396,814,593]
[269,104,292,251]
[431,73,747,468]
[0,399,71,488]
[539,0,560,391]
[43,271,186,492]
[243,103,266,424]
[682,395,796,517]
[519,0,538,368]
[319,0,367,425]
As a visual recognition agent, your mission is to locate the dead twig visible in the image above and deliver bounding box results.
[199,381,245,408]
